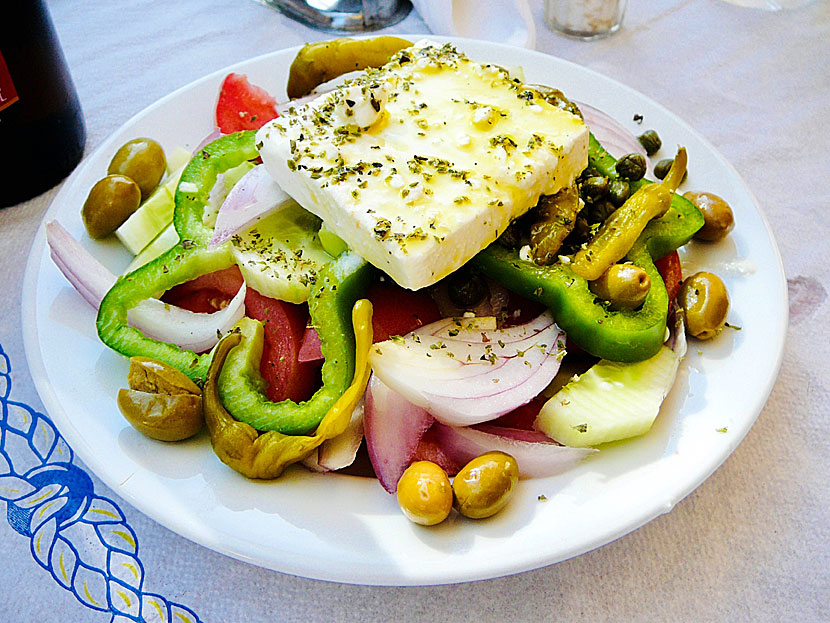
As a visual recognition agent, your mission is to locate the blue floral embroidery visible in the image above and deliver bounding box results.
[0,343,203,623]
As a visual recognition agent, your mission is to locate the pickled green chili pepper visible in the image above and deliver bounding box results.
[217,252,371,434]
[204,299,373,479]
[474,136,703,363]
[530,185,581,265]
[571,147,688,281]
[286,36,412,99]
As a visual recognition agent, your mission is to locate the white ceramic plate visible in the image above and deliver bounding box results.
[22,38,787,586]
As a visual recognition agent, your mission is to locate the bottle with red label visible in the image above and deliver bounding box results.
[1,0,86,207]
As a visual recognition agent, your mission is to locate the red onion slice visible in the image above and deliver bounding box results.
[364,374,434,493]
[370,312,566,427]
[303,398,366,472]
[433,422,596,479]
[194,127,223,152]
[46,221,117,308]
[46,222,247,354]
[209,164,293,248]
[128,281,246,354]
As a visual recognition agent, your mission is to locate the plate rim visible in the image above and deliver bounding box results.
[21,35,789,585]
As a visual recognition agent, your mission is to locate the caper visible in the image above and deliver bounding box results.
[607,178,630,207]
[453,452,519,519]
[580,175,609,204]
[108,137,166,199]
[615,153,647,181]
[117,389,203,441]
[82,174,141,239]
[585,199,616,223]
[637,129,662,156]
[654,157,687,182]
[683,191,735,242]
[678,272,730,339]
[128,356,202,395]
[447,268,488,308]
[397,461,453,526]
[589,263,652,310]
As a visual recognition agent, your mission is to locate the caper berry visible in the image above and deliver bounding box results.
[397,461,453,526]
[589,264,652,310]
[117,389,203,441]
[678,272,730,339]
[607,178,630,207]
[453,452,519,519]
[580,175,609,203]
[108,137,166,199]
[82,174,142,239]
[447,268,488,308]
[615,153,647,181]
[128,356,202,395]
[637,129,662,156]
[683,191,735,241]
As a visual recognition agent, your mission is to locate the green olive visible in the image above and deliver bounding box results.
[117,389,203,441]
[580,175,609,204]
[683,191,735,242]
[637,129,662,156]
[127,356,202,395]
[447,268,488,308]
[678,272,730,339]
[396,461,453,526]
[107,138,166,198]
[82,174,141,238]
[589,264,651,310]
[452,451,519,519]
[607,178,630,207]
[615,153,647,181]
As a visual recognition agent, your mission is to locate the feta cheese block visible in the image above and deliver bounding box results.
[256,41,589,290]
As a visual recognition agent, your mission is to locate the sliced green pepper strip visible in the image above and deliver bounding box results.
[204,298,374,479]
[474,134,703,363]
[217,252,372,435]
[96,132,259,383]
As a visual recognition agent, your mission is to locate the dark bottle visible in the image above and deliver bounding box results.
[1,0,86,208]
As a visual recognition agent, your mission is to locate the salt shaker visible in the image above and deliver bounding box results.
[545,0,628,39]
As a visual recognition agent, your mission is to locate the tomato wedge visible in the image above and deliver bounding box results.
[216,73,278,134]
[655,250,683,306]
[367,279,442,343]
[244,287,321,404]
[161,266,243,313]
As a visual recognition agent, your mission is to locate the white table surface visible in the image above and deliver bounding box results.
[1,0,828,621]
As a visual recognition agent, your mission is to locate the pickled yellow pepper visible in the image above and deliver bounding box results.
[570,147,688,281]
[203,299,373,479]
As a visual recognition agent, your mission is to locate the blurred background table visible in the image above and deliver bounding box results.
[1,1,827,620]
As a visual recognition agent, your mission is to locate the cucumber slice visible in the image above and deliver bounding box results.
[231,202,334,304]
[536,345,681,447]
[165,146,191,175]
[116,185,175,255]
[125,223,179,272]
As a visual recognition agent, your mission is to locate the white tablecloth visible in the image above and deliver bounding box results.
[1,1,827,620]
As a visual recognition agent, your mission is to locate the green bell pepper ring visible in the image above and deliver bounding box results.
[96,131,259,383]
[97,131,372,437]
[217,252,372,435]
[203,298,373,479]
[474,135,703,363]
